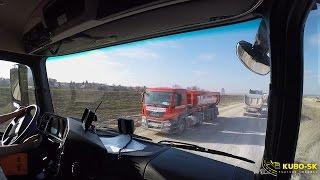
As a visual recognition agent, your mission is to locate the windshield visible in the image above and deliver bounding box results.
[46,18,269,172]
[145,92,172,106]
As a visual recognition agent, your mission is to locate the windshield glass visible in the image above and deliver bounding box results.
[47,18,269,172]
[145,92,172,106]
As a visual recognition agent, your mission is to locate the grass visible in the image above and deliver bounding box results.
[50,88,142,128]
[50,89,243,120]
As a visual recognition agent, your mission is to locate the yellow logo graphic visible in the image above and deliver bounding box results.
[260,160,318,176]
[260,160,278,176]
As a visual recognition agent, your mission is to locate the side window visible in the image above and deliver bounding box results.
[0,60,36,131]
[176,93,182,106]
[294,3,319,179]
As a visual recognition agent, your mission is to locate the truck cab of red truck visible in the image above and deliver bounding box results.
[141,87,220,134]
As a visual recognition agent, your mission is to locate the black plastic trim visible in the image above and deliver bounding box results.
[262,0,314,179]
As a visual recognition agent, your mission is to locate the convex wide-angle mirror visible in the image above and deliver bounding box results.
[236,21,271,75]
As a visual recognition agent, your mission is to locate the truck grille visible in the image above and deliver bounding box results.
[148,111,165,118]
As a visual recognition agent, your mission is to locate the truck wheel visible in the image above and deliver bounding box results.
[176,117,186,134]
[204,109,211,122]
[213,109,217,121]
[213,107,218,120]
[195,112,203,127]
[208,108,216,122]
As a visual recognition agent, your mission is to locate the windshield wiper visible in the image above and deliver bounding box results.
[133,134,152,141]
[158,140,255,164]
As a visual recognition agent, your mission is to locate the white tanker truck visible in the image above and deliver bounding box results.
[244,89,268,117]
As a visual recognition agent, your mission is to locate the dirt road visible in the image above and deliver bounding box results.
[135,103,267,173]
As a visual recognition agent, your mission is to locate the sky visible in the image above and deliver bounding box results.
[303,4,320,95]
[1,5,319,95]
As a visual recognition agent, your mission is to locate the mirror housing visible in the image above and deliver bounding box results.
[10,64,29,106]
[141,91,146,103]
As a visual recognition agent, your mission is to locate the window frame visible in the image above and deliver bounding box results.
[0,51,53,114]
[262,0,314,179]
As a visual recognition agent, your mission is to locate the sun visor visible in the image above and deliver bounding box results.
[23,0,262,56]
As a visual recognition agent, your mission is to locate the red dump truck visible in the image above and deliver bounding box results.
[141,87,220,134]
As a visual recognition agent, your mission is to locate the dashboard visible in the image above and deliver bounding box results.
[33,113,254,180]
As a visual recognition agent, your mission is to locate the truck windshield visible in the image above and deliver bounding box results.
[46,18,270,172]
[145,92,172,106]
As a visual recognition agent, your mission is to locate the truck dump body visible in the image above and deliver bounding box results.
[244,89,268,117]
[187,91,220,107]
[141,87,220,134]
[244,94,264,108]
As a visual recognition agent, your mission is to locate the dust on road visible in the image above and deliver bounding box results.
[135,103,267,173]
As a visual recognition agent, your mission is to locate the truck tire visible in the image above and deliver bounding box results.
[213,107,218,120]
[176,117,186,135]
[203,108,211,122]
[206,108,216,122]
[195,112,204,127]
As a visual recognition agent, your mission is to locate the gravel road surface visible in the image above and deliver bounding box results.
[135,103,267,173]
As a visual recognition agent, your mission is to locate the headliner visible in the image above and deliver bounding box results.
[0,0,267,57]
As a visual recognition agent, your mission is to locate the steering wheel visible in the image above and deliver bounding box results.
[2,105,40,145]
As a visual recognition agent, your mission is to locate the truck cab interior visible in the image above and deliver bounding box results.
[0,0,319,179]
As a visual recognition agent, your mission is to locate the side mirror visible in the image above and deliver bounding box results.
[236,41,270,75]
[236,21,271,75]
[141,92,146,103]
[10,64,29,107]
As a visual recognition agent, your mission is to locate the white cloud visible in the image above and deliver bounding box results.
[47,50,131,84]
[47,46,164,86]
[309,33,320,46]
[102,45,160,61]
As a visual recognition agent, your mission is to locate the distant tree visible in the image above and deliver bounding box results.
[69,81,76,104]
[0,78,10,87]
[48,78,57,87]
